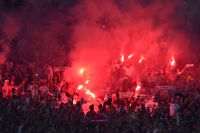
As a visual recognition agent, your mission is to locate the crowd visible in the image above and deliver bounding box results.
[0,61,200,133]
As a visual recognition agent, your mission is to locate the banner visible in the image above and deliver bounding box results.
[119,92,134,99]
[156,86,175,90]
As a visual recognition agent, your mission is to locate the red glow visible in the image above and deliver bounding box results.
[186,64,194,68]
[170,56,176,67]
[139,56,145,63]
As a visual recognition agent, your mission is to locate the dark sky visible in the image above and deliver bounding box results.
[0,0,199,66]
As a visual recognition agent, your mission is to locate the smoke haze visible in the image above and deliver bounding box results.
[0,0,199,87]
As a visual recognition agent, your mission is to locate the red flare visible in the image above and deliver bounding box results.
[136,84,141,91]
[85,89,96,98]
[73,99,76,105]
[79,68,85,75]
[77,84,83,90]
[139,56,145,63]
[85,80,89,84]
[128,53,134,59]
[121,55,125,63]
[170,57,176,67]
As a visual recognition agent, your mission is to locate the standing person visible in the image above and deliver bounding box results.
[0,69,3,86]
[52,76,61,93]
[60,85,68,104]
[9,80,18,95]
[86,104,97,132]
[45,65,53,87]
[145,96,158,115]
[113,92,125,113]
[2,80,10,98]
[170,97,180,126]
[27,81,38,100]
[86,104,96,120]
[38,80,49,101]
[97,104,107,119]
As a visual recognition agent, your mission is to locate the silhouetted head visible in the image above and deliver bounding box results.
[89,104,94,111]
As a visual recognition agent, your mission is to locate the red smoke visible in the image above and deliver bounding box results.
[63,0,194,96]
[0,0,199,96]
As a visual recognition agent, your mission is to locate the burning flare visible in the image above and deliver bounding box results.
[79,68,85,75]
[85,80,89,84]
[128,53,134,59]
[77,85,84,90]
[136,84,141,91]
[121,55,125,63]
[170,57,176,67]
[85,89,96,98]
[139,56,145,63]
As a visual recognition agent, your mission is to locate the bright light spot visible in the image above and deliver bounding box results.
[79,68,85,75]
[121,55,125,63]
[85,89,96,98]
[128,53,134,59]
[139,56,145,63]
[73,99,76,105]
[90,93,96,98]
[170,56,176,67]
[136,84,141,91]
[104,96,107,101]
[77,85,83,90]
[85,80,89,84]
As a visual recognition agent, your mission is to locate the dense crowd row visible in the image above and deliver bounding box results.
[0,61,200,133]
[1,88,200,133]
